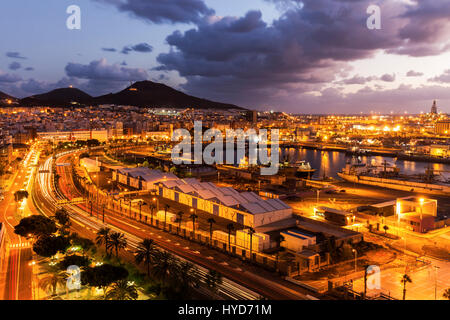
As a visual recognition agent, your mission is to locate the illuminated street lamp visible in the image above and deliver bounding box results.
[352,249,357,273]
[396,202,401,236]
[419,198,424,232]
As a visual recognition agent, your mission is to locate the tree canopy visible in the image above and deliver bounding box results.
[14,215,57,238]
[33,235,70,257]
[81,264,129,289]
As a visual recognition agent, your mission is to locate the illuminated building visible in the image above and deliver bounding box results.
[435,120,450,136]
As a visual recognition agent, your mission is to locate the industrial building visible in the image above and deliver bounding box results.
[396,196,437,233]
[157,177,292,228]
[37,129,109,142]
[280,229,316,252]
[112,167,178,191]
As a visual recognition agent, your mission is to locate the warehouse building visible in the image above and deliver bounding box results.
[112,167,178,191]
[157,177,292,228]
[280,229,316,252]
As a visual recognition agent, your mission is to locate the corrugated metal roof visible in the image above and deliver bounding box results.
[158,172,292,215]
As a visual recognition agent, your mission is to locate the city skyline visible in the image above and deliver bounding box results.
[1,0,450,113]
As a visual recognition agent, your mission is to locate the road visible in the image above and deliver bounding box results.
[0,146,39,300]
[35,149,320,300]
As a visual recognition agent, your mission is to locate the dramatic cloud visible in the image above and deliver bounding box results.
[20,77,78,94]
[155,0,450,110]
[93,0,215,24]
[429,69,450,83]
[8,62,21,70]
[6,51,27,59]
[64,58,148,95]
[406,70,424,77]
[24,67,34,71]
[388,0,450,56]
[65,58,148,81]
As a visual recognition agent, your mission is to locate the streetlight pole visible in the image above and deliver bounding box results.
[434,265,440,300]
[352,249,357,273]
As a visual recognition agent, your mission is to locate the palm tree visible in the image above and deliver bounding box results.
[383,225,389,235]
[96,227,111,256]
[163,204,170,231]
[152,250,177,286]
[205,269,223,293]
[106,280,138,300]
[39,265,68,297]
[53,208,71,235]
[190,213,198,240]
[248,227,256,260]
[207,218,216,246]
[401,273,412,300]
[176,211,184,235]
[149,203,156,226]
[134,238,156,278]
[226,223,235,253]
[108,232,127,258]
[174,260,200,292]
[443,288,450,300]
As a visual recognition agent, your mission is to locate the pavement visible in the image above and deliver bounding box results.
[352,256,450,300]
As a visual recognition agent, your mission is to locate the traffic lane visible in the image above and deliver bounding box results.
[1,167,33,300]
[17,248,32,300]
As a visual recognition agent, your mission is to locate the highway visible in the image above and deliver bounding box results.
[0,146,39,300]
[33,148,316,300]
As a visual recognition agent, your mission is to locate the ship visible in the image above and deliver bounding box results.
[279,160,316,179]
[338,161,450,196]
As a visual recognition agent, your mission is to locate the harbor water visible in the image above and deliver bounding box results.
[280,147,450,180]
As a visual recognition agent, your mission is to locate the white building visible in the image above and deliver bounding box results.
[280,229,316,253]
[112,167,178,191]
[236,229,271,252]
[157,177,292,228]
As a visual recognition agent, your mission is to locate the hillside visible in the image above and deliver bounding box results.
[0,91,15,101]
[92,80,244,110]
[19,88,92,107]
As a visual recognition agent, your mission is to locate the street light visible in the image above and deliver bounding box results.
[352,249,357,273]
[434,265,440,300]
[419,198,424,232]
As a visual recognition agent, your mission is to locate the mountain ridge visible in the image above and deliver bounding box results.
[8,81,244,110]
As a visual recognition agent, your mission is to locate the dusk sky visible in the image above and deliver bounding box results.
[1,0,450,114]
